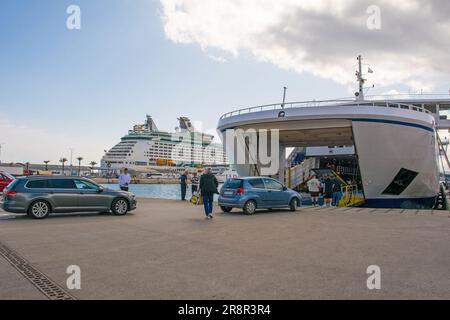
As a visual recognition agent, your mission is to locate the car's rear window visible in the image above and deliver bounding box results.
[27,180,50,189]
[223,179,243,189]
[263,178,284,191]
[48,179,76,189]
[4,179,19,191]
[247,178,265,189]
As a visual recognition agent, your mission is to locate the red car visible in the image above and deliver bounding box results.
[0,172,14,192]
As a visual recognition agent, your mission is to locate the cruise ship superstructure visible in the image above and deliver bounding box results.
[102,116,228,171]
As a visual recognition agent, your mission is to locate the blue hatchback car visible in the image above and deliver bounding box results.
[218,177,302,215]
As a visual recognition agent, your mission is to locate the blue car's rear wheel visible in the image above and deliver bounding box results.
[243,200,256,215]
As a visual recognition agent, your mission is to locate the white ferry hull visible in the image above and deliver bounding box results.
[352,119,440,208]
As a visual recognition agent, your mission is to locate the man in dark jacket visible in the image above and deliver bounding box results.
[180,169,188,201]
[199,168,219,219]
[323,176,334,207]
[332,177,342,207]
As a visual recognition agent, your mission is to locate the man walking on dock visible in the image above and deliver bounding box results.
[200,168,219,219]
[118,168,131,192]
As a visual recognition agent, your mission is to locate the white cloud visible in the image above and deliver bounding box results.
[381,89,401,95]
[207,54,227,63]
[160,0,450,90]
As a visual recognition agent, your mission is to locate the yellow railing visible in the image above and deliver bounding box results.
[339,185,365,207]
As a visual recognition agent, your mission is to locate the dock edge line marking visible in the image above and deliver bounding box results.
[0,241,76,300]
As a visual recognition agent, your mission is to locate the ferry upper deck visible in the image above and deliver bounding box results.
[218,94,450,135]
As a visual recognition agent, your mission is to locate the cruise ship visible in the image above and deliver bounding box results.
[217,56,450,209]
[101,116,228,172]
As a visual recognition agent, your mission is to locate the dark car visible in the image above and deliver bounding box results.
[0,171,14,192]
[0,176,137,219]
[218,177,302,215]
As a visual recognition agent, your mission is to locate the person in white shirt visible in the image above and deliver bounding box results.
[307,174,321,207]
[118,168,132,191]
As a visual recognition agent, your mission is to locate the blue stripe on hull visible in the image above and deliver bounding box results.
[363,197,438,209]
[352,118,434,133]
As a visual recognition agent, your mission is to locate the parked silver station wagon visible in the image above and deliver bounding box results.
[0,176,137,219]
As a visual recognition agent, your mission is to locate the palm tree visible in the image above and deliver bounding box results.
[43,160,50,171]
[59,158,68,176]
[25,162,30,175]
[89,161,97,177]
[76,157,83,176]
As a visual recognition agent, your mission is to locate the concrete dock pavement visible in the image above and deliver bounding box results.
[0,198,449,300]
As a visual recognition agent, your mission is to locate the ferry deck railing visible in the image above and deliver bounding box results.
[219,94,450,120]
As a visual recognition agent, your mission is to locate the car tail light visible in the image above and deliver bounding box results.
[236,187,244,195]
[4,190,17,196]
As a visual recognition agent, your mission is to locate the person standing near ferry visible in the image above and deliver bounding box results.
[323,176,334,207]
[180,169,188,201]
[118,168,131,191]
[332,177,343,207]
[307,174,321,207]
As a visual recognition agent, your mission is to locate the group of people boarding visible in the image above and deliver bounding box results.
[307,174,342,207]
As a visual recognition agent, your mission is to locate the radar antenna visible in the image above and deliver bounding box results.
[355,55,365,101]
[355,55,375,101]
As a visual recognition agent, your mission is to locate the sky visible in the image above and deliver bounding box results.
[0,0,449,165]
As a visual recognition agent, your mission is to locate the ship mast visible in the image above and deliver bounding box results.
[356,55,365,101]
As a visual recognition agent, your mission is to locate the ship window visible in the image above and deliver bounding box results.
[382,168,418,196]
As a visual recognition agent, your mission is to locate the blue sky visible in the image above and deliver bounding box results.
[1,0,449,164]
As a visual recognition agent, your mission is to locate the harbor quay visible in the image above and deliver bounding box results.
[1,198,449,300]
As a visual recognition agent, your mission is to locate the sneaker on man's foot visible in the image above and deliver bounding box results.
[209,214,214,219]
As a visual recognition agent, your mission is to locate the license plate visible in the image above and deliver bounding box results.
[224,191,234,196]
